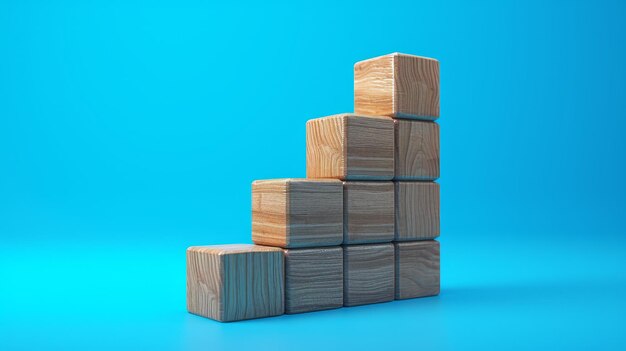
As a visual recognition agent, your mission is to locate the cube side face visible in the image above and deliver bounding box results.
[186,248,224,321]
[343,181,394,244]
[284,247,343,314]
[394,120,440,180]
[345,116,394,180]
[252,180,288,247]
[354,55,395,117]
[395,182,440,241]
[343,244,395,306]
[221,250,284,322]
[394,54,440,119]
[306,116,346,179]
[287,180,343,248]
[394,241,440,299]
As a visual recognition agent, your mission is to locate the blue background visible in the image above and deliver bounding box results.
[1,0,626,350]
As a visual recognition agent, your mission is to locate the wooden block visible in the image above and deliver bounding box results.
[343,181,394,244]
[395,120,440,180]
[395,181,440,241]
[284,247,343,314]
[394,240,440,299]
[343,243,395,306]
[252,179,343,248]
[306,114,394,180]
[355,53,439,120]
[186,244,284,322]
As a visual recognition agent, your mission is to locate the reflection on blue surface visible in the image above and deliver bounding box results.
[1,0,626,350]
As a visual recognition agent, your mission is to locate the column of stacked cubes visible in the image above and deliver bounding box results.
[186,53,440,322]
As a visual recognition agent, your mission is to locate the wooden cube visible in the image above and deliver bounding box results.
[306,114,394,180]
[252,179,343,248]
[355,53,439,120]
[395,120,440,180]
[186,244,284,322]
[343,243,395,306]
[395,182,440,241]
[395,240,440,299]
[343,181,394,244]
[284,247,343,314]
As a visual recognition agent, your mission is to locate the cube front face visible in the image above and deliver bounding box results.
[394,120,440,180]
[395,241,440,299]
[284,247,343,314]
[343,244,395,306]
[186,245,284,322]
[355,53,440,120]
[306,114,394,180]
[395,182,440,241]
[343,181,394,244]
[252,179,343,248]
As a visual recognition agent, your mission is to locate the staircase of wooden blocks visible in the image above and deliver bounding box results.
[187,52,440,322]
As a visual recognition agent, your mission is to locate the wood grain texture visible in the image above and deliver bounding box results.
[394,241,440,299]
[306,114,394,180]
[343,243,395,306]
[343,181,394,244]
[284,247,343,314]
[252,179,343,248]
[395,181,440,241]
[394,120,440,180]
[355,53,439,120]
[186,244,284,322]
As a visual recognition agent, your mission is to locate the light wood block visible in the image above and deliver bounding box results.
[355,53,439,120]
[395,181,440,241]
[284,247,343,314]
[395,120,439,180]
[343,243,395,306]
[306,114,394,180]
[394,240,440,299]
[186,244,284,322]
[252,179,343,248]
[343,181,394,244]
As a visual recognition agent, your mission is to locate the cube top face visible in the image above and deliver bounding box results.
[343,181,394,244]
[394,240,440,299]
[187,244,284,322]
[306,114,394,180]
[343,243,395,306]
[394,120,440,180]
[395,182,440,241]
[187,244,283,256]
[355,52,440,120]
[284,247,343,314]
[252,178,343,248]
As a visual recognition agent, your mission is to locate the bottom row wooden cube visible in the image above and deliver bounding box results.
[186,244,284,322]
[344,243,395,306]
[395,240,440,299]
[284,247,343,314]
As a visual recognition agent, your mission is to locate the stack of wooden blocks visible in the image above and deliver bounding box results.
[187,53,440,322]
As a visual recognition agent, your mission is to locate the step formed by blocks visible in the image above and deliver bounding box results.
[355,53,439,120]
[252,179,343,248]
[343,243,395,306]
[395,181,440,241]
[395,120,439,180]
[284,247,343,314]
[343,181,394,244]
[394,240,440,299]
[186,244,284,322]
[306,114,394,180]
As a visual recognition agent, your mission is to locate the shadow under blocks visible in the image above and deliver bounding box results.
[186,52,440,322]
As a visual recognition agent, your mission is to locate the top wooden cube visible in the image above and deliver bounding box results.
[306,114,394,180]
[355,53,439,120]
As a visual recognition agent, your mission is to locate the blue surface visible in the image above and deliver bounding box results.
[1,0,626,350]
